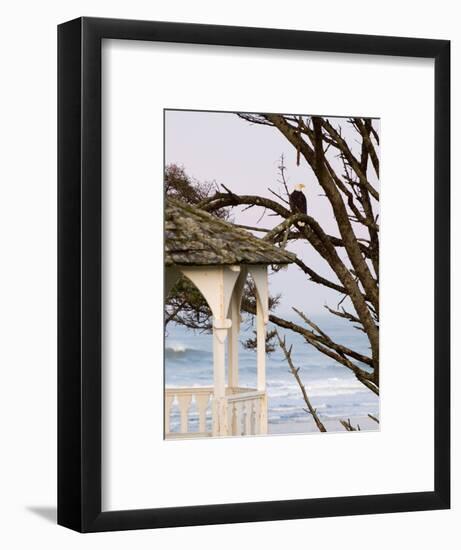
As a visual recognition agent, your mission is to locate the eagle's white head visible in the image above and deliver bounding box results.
[294,183,306,191]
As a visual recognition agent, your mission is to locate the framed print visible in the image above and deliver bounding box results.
[58,17,450,532]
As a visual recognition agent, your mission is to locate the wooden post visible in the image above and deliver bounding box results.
[256,295,266,392]
[249,266,269,435]
[228,293,240,389]
[212,322,230,436]
[178,266,241,437]
[228,268,246,390]
[256,294,268,434]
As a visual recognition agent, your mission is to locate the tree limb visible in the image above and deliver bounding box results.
[276,330,327,432]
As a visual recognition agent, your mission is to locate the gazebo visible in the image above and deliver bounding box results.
[164,198,295,439]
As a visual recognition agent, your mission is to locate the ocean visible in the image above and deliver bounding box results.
[165,314,379,433]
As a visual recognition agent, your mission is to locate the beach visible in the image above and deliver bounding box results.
[269,415,379,435]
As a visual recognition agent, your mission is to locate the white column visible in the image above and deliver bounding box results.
[228,268,246,390]
[248,266,269,391]
[256,295,266,392]
[212,322,230,436]
[257,295,268,434]
[213,326,226,397]
[249,266,269,435]
[179,265,240,437]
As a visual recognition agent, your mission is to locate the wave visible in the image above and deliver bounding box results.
[165,341,211,357]
[266,376,368,399]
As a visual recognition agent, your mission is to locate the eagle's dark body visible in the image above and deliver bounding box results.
[289,189,307,215]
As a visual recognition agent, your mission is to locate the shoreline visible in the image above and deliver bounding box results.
[268,415,379,435]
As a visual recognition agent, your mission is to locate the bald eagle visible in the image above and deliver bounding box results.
[289,184,307,226]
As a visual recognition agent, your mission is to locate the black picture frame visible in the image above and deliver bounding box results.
[58,16,450,533]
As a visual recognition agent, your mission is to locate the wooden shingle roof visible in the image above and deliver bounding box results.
[165,198,296,266]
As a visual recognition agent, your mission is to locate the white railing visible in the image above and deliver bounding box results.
[165,386,267,439]
[227,390,266,436]
[165,387,213,437]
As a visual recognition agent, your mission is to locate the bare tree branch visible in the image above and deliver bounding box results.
[276,331,327,432]
[352,118,380,178]
[340,419,361,431]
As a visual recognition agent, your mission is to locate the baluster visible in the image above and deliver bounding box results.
[196,393,210,434]
[260,393,268,435]
[254,397,261,435]
[164,393,174,435]
[234,401,242,436]
[229,402,238,435]
[227,402,233,435]
[244,400,252,435]
[178,394,192,434]
[251,400,256,435]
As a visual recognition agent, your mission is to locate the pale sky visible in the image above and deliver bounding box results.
[165,110,379,317]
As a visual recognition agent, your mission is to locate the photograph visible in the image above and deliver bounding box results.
[164,109,380,439]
